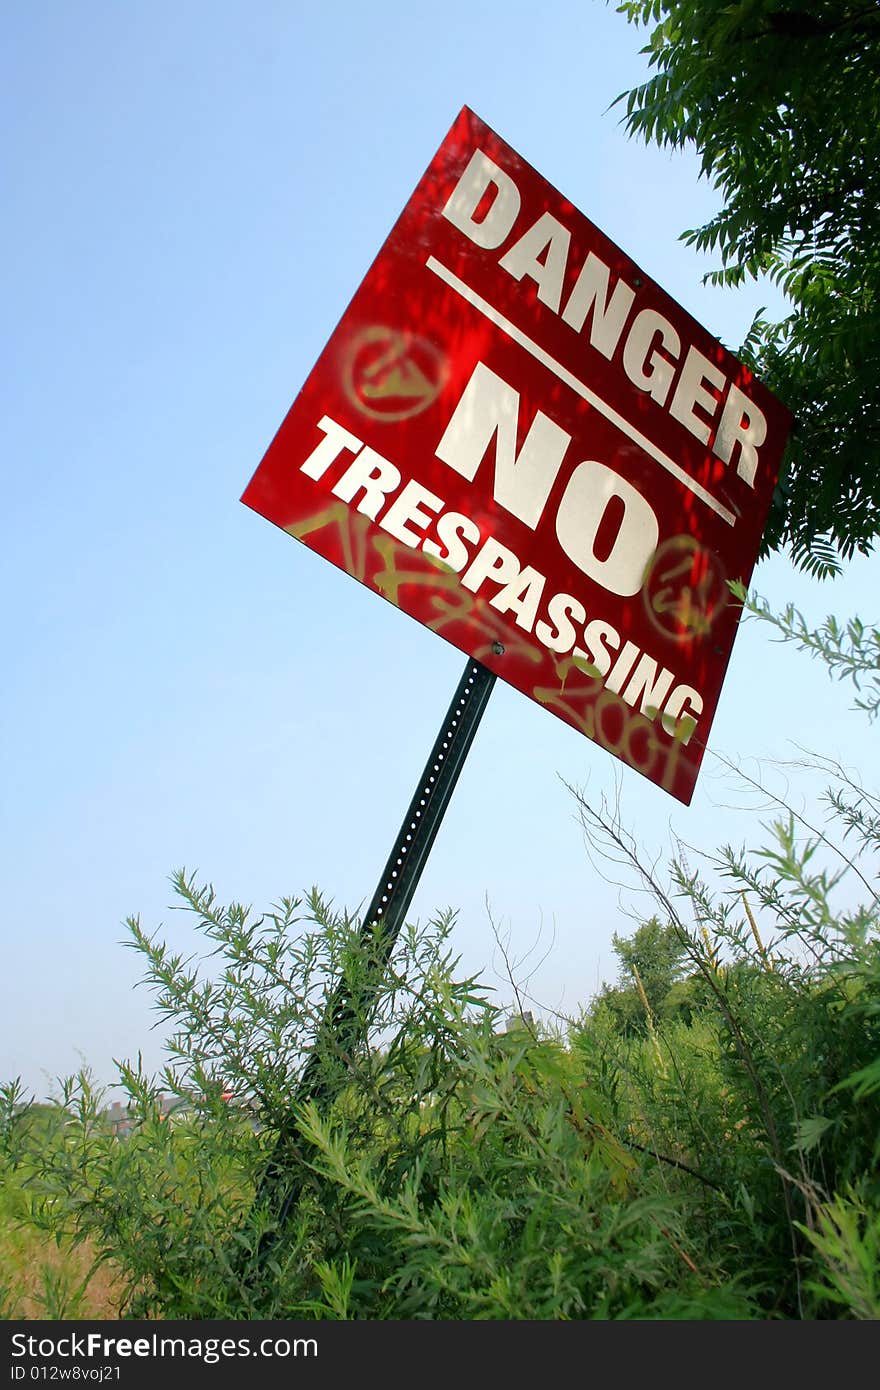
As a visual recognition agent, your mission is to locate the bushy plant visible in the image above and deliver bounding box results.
[1,892,753,1319]
[567,591,880,1316]
[2,593,877,1319]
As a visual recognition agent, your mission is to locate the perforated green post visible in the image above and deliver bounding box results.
[253,655,497,1246]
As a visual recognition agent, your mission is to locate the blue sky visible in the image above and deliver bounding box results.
[3,1,875,1098]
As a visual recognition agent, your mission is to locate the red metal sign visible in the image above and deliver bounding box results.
[242,107,792,804]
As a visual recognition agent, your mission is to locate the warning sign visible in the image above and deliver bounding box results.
[242,107,792,804]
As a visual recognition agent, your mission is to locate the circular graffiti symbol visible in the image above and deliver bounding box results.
[643,536,728,643]
[343,326,447,422]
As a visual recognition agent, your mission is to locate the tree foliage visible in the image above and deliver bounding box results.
[617,0,880,574]
[593,917,710,1035]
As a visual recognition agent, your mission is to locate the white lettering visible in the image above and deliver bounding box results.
[669,346,726,445]
[438,161,772,504]
[605,639,641,694]
[714,383,767,487]
[535,592,586,654]
[622,309,681,406]
[577,618,621,678]
[441,149,521,250]
[499,212,571,313]
[661,684,703,744]
[561,252,635,358]
[490,565,547,631]
[555,460,659,597]
[331,446,401,519]
[435,361,570,529]
[460,535,522,594]
[296,413,709,752]
[620,653,676,716]
[422,510,480,572]
[380,478,444,547]
[300,415,363,480]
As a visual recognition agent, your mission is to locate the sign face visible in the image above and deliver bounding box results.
[242,107,792,804]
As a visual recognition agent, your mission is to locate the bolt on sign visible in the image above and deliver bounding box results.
[242,107,792,805]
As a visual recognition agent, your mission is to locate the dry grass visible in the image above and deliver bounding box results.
[1,1182,125,1319]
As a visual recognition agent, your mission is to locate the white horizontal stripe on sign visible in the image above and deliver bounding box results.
[425,255,735,526]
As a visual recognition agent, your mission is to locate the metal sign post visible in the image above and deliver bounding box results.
[241,102,792,1259]
[253,654,496,1243]
[298,653,496,1106]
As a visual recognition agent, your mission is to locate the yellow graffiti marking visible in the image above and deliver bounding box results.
[643,535,727,642]
[371,535,543,667]
[533,683,596,741]
[286,502,372,583]
[359,350,435,403]
[651,571,717,638]
[534,655,693,790]
[342,326,447,422]
[371,535,463,610]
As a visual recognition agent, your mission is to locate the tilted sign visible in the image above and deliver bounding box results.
[242,107,792,804]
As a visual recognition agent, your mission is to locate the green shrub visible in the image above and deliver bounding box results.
[2,594,877,1319]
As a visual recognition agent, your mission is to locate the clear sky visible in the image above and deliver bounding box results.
[3,0,875,1099]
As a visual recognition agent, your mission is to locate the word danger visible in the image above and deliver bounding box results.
[301,392,704,745]
[443,149,768,488]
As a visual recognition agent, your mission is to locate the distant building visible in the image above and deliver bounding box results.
[103,1090,260,1139]
[105,1100,134,1139]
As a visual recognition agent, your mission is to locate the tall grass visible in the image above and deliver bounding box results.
[1,598,877,1319]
